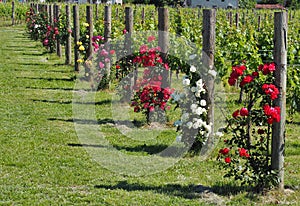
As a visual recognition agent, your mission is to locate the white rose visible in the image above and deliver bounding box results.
[200,99,206,107]
[182,78,190,86]
[190,65,197,72]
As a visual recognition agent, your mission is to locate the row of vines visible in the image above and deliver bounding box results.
[20,3,300,114]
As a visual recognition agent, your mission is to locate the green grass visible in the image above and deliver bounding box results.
[0,25,299,205]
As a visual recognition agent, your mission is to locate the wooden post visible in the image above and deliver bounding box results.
[116,7,119,19]
[95,4,99,20]
[104,5,111,88]
[35,4,39,14]
[73,5,80,71]
[229,11,232,27]
[125,7,133,54]
[235,12,239,28]
[272,11,287,191]
[158,8,169,88]
[55,5,62,57]
[65,4,72,65]
[104,5,111,44]
[49,4,53,25]
[258,15,261,31]
[86,5,93,59]
[11,1,15,26]
[141,7,145,24]
[202,9,216,146]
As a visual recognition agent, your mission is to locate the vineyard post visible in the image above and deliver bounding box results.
[95,4,98,20]
[158,7,169,88]
[11,1,15,26]
[86,5,93,59]
[116,8,119,19]
[125,7,133,54]
[49,4,53,25]
[229,11,232,27]
[65,4,72,65]
[125,7,135,85]
[45,4,49,22]
[55,4,62,58]
[141,7,145,24]
[235,12,239,28]
[258,15,261,31]
[104,5,111,88]
[202,9,216,148]
[272,11,287,191]
[73,4,80,71]
[35,4,38,14]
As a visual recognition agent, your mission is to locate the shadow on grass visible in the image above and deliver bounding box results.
[32,99,112,106]
[211,182,252,196]
[21,51,48,56]
[12,68,74,74]
[67,143,171,155]
[26,86,74,91]
[48,117,145,128]
[6,45,38,49]
[32,99,72,104]
[113,144,169,155]
[94,181,260,200]
[17,76,76,82]
[94,181,229,199]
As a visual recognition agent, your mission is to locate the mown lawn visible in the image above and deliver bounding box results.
[0,24,299,205]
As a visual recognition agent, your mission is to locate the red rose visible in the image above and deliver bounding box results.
[238,148,250,158]
[147,35,156,42]
[263,105,281,124]
[262,84,279,100]
[232,109,240,118]
[240,75,253,87]
[224,157,231,163]
[219,148,230,155]
[228,77,236,86]
[240,107,249,116]
[258,62,276,75]
[252,71,259,77]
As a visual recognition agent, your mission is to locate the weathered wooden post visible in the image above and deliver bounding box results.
[202,9,216,147]
[141,7,145,24]
[65,4,72,65]
[55,4,62,57]
[104,5,111,88]
[49,4,53,25]
[95,3,99,20]
[272,11,287,191]
[125,7,133,54]
[158,7,169,88]
[235,12,239,28]
[11,1,15,26]
[86,5,93,59]
[229,11,232,27]
[73,4,80,71]
[258,15,261,31]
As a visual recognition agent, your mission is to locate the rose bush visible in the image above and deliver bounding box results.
[218,62,280,191]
